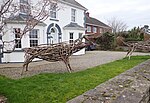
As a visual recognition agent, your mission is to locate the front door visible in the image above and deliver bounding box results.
[50,28,58,44]
[47,28,58,44]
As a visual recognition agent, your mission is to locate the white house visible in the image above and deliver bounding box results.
[1,0,87,63]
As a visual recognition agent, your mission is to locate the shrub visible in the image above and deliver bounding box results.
[96,32,114,50]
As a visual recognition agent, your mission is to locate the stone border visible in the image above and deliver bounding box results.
[67,60,150,103]
[0,95,7,103]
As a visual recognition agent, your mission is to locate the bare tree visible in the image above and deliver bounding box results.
[0,0,58,53]
[107,17,128,34]
[0,0,14,33]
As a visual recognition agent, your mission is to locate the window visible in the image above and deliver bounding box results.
[87,26,92,32]
[14,28,21,48]
[69,33,74,44]
[29,29,39,47]
[100,28,103,33]
[20,0,30,14]
[51,28,55,33]
[103,29,106,33]
[93,27,97,33]
[20,0,28,4]
[79,33,83,39]
[71,9,76,22]
[50,3,57,19]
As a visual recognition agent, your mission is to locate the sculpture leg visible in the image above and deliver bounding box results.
[66,58,72,73]
[21,64,26,75]
[21,56,34,75]
[68,62,72,72]
[126,46,132,58]
[128,45,136,60]
[126,49,131,57]
[63,58,72,73]
[21,62,30,75]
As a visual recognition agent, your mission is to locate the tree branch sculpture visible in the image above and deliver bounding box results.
[123,39,150,59]
[22,36,94,74]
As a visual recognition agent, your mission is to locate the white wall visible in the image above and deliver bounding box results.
[63,29,85,55]
[44,2,85,42]
[44,2,86,55]
[2,52,25,63]
[1,0,86,62]
[2,23,45,62]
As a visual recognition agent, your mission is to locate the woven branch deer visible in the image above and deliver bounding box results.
[123,39,150,59]
[22,36,94,74]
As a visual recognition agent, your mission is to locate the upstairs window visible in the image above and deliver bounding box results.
[14,28,22,48]
[69,33,74,44]
[79,33,83,39]
[29,29,39,47]
[20,0,28,4]
[87,26,92,32]
[93,27,97,33]
[71,9,76,22]
[50,3,57,19]
[20,0,30,14]
[100,28,103,33]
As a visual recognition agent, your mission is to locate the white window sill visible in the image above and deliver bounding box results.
[50,18,59,21]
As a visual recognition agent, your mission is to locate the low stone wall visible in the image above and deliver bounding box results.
[0,95,7,103]
[67,60,150,103]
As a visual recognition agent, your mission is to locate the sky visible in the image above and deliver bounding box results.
[76,0,150,30]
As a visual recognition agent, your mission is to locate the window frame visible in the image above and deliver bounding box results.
[71,9,76,22]
[20,0,30,14]
[20,0,28,4]
[99,28,103,33]
[69,32,74,44]
[50,3,57,19]
[93,27,97,33]
[29,29,39,47]
[79,33,83,39]
[14,28,22,49]
[87,26,92,32]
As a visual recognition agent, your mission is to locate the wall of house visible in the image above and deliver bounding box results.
[51,2,85,30]
[45,2,85,34]
[85,24,112,36]
[2,23,45,62]
[1,0,86,62]
[44,2,86,55]
[63,29,85,55]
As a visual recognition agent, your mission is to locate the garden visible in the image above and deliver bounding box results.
[0,55,150,103]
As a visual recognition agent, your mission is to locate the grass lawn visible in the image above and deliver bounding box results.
[0,55,150,103]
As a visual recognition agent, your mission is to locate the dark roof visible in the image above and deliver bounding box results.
[6,14,46,26]
[64,22,85,30]
[85,15,110,28]
[60,0,87,10]
[8,14,29,21]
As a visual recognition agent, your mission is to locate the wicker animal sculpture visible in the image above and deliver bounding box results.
[124,39,150,59]
[22,36,93,74]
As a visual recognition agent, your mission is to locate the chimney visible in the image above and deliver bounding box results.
[86,12,89,17]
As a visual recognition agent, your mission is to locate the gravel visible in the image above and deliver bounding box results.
[0,51,149,79]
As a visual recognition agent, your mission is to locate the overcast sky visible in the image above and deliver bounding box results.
[76,0,150,30]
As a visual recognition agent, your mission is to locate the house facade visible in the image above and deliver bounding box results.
[85,12,112,50]
[85,12,112,39]
[1,0,87,63]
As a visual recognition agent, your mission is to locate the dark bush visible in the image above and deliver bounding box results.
[96,32,114,50]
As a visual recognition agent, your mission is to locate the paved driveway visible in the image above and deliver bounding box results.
[0,51,149,79]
